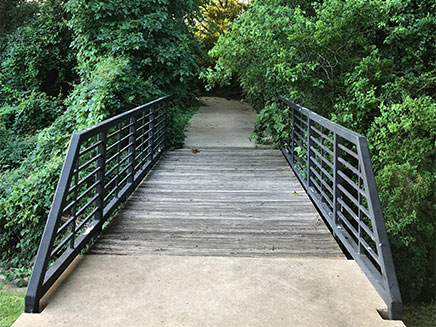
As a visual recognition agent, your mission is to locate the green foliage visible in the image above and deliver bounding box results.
[0,0,201,278]
[208,0,436,301]
[66,0,200,101]
[66,56,161,127]
[251,102,287,145]
[377,164,435,300]
[0,0,39,34]
[1,92,63,135]
[370,97,436,173]
[195,0,248,55]
[0,1,77,102]
[371,97,436,300]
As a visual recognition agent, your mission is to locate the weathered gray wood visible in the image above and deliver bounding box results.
[91,148,343,258]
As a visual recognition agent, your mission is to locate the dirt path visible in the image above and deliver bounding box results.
[184,97,257,147]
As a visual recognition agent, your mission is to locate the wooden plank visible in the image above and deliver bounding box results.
[92,149,344,258]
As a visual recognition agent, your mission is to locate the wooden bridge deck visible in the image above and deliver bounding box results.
[90,147,343,258]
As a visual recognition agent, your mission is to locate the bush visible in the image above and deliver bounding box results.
[0,1,77,103]
[0,92,63,135]
[207,0,436,301]
[0,0,202,277]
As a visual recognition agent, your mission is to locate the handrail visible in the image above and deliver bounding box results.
[25,95,171,313]
[278,96,402,320]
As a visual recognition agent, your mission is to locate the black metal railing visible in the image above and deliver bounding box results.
[278,96,402,320]
[25,95,171,313]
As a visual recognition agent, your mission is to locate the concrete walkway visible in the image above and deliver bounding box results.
[14,97,405,326]
[15,256,403,327]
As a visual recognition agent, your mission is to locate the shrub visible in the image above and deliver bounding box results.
[207,0,436,301]
[0,0,202,276]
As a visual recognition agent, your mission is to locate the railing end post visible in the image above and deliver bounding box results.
[24,293,39,313]
[388,300,403,320]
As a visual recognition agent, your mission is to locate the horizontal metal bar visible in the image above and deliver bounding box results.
[75,181,100,203]
[152,125,166,138]
[310,146,333,169]
[310,177,334,208]
[293,127,307,144]
[56,216,75,236]
[337,211,360,239]
[337,185,371,220]
[337,198,375,240]
[50,232,74,259]
[76,154,102,173]
[294,120,307,135]
[134,154,152,171]
[68,167,101,195]
[135,136,153,151]
[338,211,380,264]
[338,156,361,177]
[106,119,137,140]
[311,125,333,144]
[63,180,100,215]
[106,131,134,153]
[103,184,120,204]
[337,170,366,198]
[310,135,334,156]
[105,162,133,190]
[74,207,100,234]
[279,96,361,143]
[153,111,166,123]
[310,166,333,195]
[338,143,359,160]
[310,156,333,182]
[103,169,134,204]
[117,171,133,188]
[135,145,152,162]
[107,127,121,139]
[105,143,131,165]
[104,161,120,178]
[77,95,170,140]
[79,140,103,157]
[293,113,308,127]
[75,194,99,218]
[338,198,374,224]
[136,124,152,136]
[152,135,165,150]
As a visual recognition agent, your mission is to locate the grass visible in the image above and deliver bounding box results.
[403,302,436,327]
[0,288,25,327]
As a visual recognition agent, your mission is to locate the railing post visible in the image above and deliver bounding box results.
[71,160,78,248]
[288,104,294,165]
[128,116,136,183]
[149,105,155,160]
[94,132,106,234]
[332,133,342,236]
[25,134,82,313]
[162,101,167,150]
[357,161,363,254]
[357,136,402,320]
[306,117,313,187]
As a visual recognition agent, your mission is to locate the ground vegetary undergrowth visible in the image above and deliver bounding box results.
[0,288,25,327]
